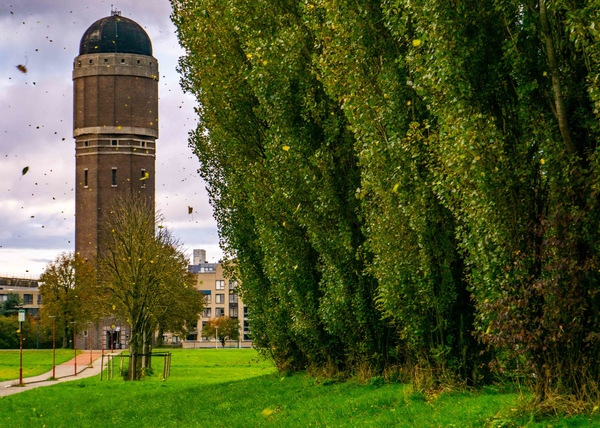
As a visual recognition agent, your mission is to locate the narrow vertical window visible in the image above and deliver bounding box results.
[141,169,146,188]
[111,139,118,146]
[83,141,89,147]
[111,168,117,187]
[84,169,88,187]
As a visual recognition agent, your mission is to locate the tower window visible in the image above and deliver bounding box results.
[89,59,93,64]
[137,60,141,65]
[111,140,118,146]
[84,169,88,188]
[111,168,117,187]
[77,61,81,67]
[121,58,125,64]
[141,169,146,188]
[141,141,146,148]
[104,58,108,63]
[83,141,89,147]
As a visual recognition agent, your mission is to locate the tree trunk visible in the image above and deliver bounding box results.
[144,329,153,370]
[157,325,164,347]
[128,328,143,380]
[142,330,146,370]
[538,0,575,154]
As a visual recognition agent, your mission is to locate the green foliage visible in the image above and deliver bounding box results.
[39,252,101,348]
[171,0,388,373]
[97,195,203,380]
[0,293,21,317]
[0,314,53,350]
[201,316,240,346]
[383,0,600,403]
[171,0,600,406]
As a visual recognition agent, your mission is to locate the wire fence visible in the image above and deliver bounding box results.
[101,352,172,381]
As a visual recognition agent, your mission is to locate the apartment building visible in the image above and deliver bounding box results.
[188,252,251,347]
[0,276,42,317]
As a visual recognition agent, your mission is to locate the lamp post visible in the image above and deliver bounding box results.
[87,321,93,367]
[49,316,56,379]
[70,321,77,376]
[36,314,40,350]
[18,309,25,386]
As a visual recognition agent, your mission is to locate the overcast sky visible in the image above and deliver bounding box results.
[0,0,223,277]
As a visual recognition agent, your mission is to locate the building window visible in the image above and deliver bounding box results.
[84,169,88,187]
[229,307,238,317]
[229,293,238,304]
[202,308,211,318]
[243,320,250,341]
[137,60,141,65]
[215,294,224,304]
[111,168,117,187]
[140,169,146,188]
[243,306,248,318]
[215,280,225,290]
[104,58,108,63]
[202,293,211,304]
[37,294,42,305]
[23,294,33,305]
[0,295,7,302]
[77,61,81,67]
[89,59,93,64]
[121,58,125,64]
[111,139,118,146]
[83,141,89,147]
[141,141,146,147]
[229,280,238,290]
[215,307,225,317]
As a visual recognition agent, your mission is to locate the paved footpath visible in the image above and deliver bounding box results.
[0,350,122,397]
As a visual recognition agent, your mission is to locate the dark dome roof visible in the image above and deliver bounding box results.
[79,15,152,56]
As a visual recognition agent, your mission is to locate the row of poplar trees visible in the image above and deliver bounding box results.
[171,0,600,404]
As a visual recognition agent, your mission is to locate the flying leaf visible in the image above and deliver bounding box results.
[412,39,422,47]
[282,145,290,151]
[21,166,29,178]
[140,171,150,181]
[188,206,193,214]
[16,55,28,74]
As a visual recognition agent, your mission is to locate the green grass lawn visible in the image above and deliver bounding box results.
[0,350,81,381]
[1,349,599,427]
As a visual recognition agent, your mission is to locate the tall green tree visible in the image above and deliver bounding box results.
[39,252,100,348]
[172,0,600,405]
[303,0,483,384]
[378,0,600,403]
[97,195,203,380]
[172,0,390,373]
